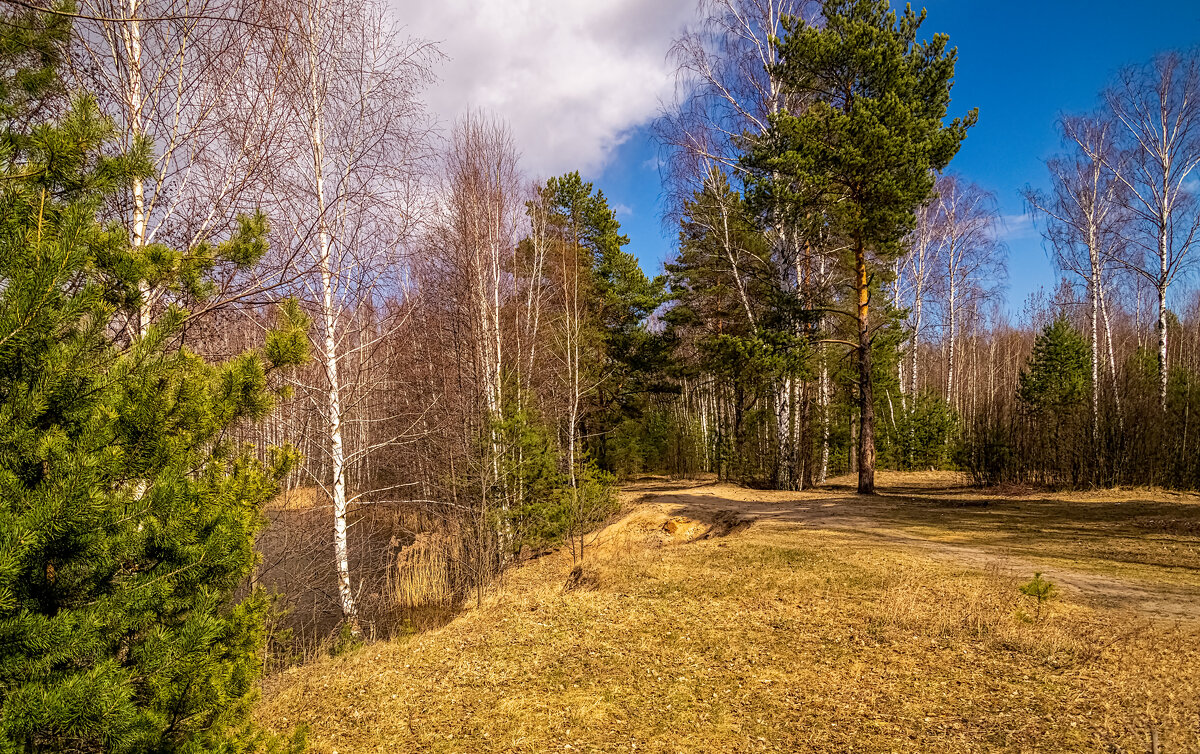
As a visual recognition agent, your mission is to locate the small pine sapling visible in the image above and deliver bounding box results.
[1019,572,1058,621]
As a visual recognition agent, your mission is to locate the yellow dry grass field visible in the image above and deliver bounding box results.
[268,486,326,512]
[256,472,1200,752]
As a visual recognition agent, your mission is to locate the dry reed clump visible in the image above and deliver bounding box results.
[267,485,324,511]
[387,532,455,610]
[383,506,477,614]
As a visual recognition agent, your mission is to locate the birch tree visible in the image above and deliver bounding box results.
[439,113,523,587]
[660,0,816,178]
[442,114,520,444]
[275,0,436,629]
[933,176,1004,411]
[1025,115,1126,430]
[903,195,942,396]
[1104,51,1200,409]
[70,0,292,336]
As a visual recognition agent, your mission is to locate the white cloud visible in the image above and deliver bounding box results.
[394,0,695,178]
[999,212,1040,243]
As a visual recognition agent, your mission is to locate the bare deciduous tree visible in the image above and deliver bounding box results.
[1105,51,1200,409]
[436,113,524,598]
[931,175,1005,411]
[902,193,942,397]
[71,0,293,335]
[273,0,437,629]
[1026,115,1127,430]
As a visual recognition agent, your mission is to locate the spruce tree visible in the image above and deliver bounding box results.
[746,0,975,493]
[0,9,307,751]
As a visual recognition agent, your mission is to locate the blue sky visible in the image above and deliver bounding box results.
[592,0,1200,311]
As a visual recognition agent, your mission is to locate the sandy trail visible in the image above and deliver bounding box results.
[613,474,1200,620]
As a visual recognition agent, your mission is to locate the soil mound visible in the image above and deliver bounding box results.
[587,502,754,557]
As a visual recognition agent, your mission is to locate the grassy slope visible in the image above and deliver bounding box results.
[257,480,1200,753]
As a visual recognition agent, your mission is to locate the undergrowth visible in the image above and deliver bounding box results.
[257,514,1200,753]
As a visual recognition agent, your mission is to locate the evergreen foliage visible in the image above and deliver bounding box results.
[880,393,959,471]
[965,320,1092,487]
[749,0,975,260]
[1018,572,1058,622]
[488,403,618,553]
[539,172,670,473]
[1018,319,1091,413]
[493,407,576,551]
[747,0,975,493]
[0,12,307,750]
[663,173,814,485]
[666,172,775,338]
[0,6,70,127]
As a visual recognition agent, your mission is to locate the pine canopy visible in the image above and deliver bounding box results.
[0,9,307,751]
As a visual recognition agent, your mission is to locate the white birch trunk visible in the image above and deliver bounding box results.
[119,5,151,336]
[1089,230,1101,433]
[946,274,957,410]
[1157,281,1169,410]
[304,7,357,628]
[818,354,830,484]
[1157,225,1170,409]
[1099,284,1122,426]
[910,290,923,396]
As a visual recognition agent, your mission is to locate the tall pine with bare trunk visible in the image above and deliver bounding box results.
[746,0,974,493]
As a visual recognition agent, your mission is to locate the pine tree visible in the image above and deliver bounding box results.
[746,0,975,493]
[1018,319,1092,413]
[0,10,307,751]
[540,172,668,472]
[663,172,812,485]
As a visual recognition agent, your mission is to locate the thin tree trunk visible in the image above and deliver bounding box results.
[320,227,355,628]
[891,258,906,406]
[848,407,857,474]
[775,377,792,489]
[1157,279,1169,410]
[817,253,830,484]
[119,6,152,336]
[772,227,794,490]
[910,290,922,396]
[855,242,875,494]
[306,10,357,630]
[1099,284,1122,427]
[713,173,757,331]
[1089,235,1101,435]
[946,275,957,410]
[818,349,830,484]
[1135,284,1144,349]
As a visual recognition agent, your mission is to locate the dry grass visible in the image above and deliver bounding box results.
[387,532,455,611]
[624,471,1200,595]
[256,480,1200,753]
[268,486,325,512]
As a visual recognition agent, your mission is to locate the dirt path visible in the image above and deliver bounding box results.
[616,474,1200,620]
